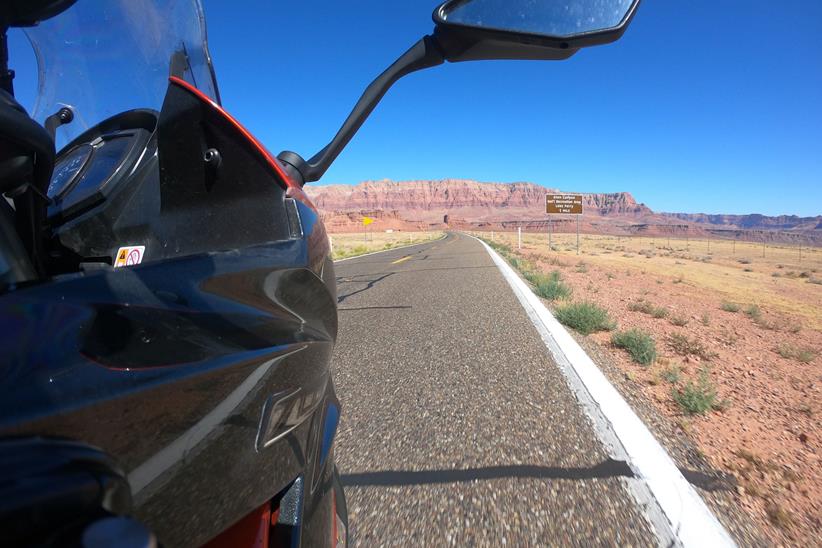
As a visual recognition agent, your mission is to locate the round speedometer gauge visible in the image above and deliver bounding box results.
[48,143,94,198]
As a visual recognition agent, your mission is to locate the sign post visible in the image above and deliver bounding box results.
[545,194,583,254]
[362,216,374,242]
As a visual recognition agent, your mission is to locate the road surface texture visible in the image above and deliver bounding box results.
[333,232,658,545]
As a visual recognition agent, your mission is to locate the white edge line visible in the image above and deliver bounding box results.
[472,235,735,548]
[332,234,447,263]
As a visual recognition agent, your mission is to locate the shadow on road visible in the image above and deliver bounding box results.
[338,305,412,311]
[680,468,737,492]
[341,459,737,493]
[341,458,634,487]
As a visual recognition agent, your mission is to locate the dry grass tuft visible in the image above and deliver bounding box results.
[668,333,717,360]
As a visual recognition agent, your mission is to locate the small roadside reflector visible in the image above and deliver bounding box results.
[114,246,145,268]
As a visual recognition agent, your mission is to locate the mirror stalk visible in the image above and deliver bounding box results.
[279,35,443,185]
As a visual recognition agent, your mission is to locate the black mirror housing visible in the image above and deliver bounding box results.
[433,0,640,62]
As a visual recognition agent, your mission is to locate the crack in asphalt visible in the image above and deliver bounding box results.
[335,273,395,304]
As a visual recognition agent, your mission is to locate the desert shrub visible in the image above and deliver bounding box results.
[612,329,657,365]
[738,258,752,264]
[720,302,740,313]
[808,277,822,285]
[775,343,817,364]
[628,299,668,319]
[752,315,782,331]
[700,313,711,326]
[628,300,652,313]
[575,262,588,273]
[744,304,761,320]
[555,302,615,335]
[668,333,716,360]
[670,315,689,327]
[765,502,794,530]
[673,368,720,415]
[651,306,669,319]
[521,269,540,285]
[660,364,681,383]
[487,240,512,257]
[509,256,534,272]
[531,271,572,301]
[743,267,754,272]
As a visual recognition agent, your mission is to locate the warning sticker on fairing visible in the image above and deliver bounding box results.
[114,246,145,268]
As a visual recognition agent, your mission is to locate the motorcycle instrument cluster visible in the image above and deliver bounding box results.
[47,118,154,224]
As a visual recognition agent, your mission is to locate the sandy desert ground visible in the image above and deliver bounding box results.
[475,230,820,545]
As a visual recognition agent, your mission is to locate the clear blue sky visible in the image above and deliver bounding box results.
[10,1,822,216]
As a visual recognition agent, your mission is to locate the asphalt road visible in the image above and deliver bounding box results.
[333,232,657,546]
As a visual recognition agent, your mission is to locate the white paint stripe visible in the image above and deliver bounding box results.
[474,236,735,548]
[333,234,447,263]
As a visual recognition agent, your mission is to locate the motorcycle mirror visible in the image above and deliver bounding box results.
[433,0,641,62]
[277,0,641,186]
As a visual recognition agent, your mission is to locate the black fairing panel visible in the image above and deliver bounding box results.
[0,80,339,545]
[154,83,290,258]
[0,238,337,546]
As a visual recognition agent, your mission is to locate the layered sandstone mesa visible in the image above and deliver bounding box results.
[307,179,653,218]
[306,179,821,244]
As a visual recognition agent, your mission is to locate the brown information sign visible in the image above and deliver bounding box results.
[545,194,583,215]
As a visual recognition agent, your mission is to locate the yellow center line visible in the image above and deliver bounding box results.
[391,255,412,265]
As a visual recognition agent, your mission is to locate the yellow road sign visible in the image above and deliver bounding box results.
[362,216,374,226]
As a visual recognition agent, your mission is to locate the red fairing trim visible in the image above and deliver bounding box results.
[287,185,318,213]
[168,76,297,188]
[202,503,270,548]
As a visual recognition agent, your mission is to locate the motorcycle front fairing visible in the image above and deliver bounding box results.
[0,1,343,545]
